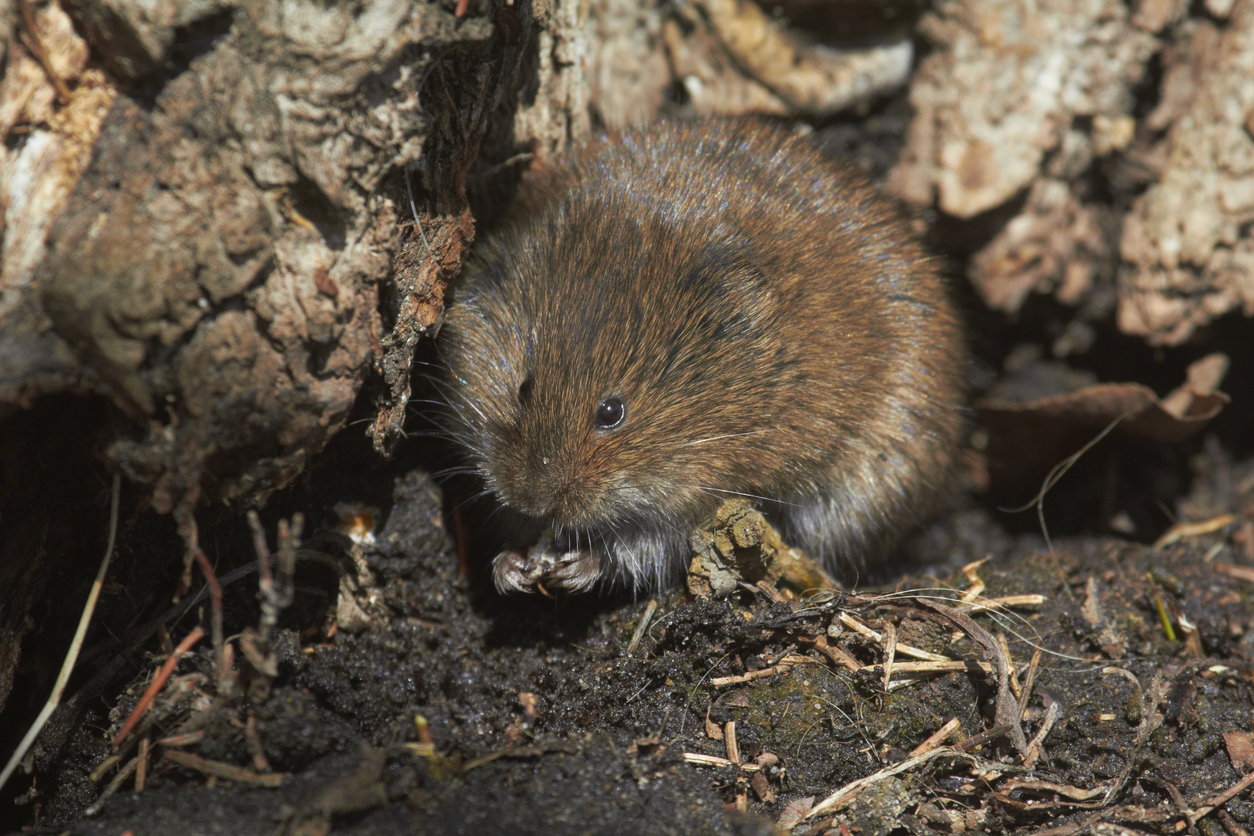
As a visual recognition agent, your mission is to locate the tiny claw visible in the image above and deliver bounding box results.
[491,544,603,595]
[492,548,535,594]
[538,551,602,593]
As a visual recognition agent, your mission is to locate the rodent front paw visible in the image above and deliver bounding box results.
[491,546,602,595]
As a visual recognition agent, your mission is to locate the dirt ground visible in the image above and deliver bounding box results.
[2,392,1252,834]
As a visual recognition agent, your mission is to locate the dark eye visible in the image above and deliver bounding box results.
[518,375,534,406]
[595,396,626,429]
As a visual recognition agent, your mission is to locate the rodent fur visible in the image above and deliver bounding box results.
[438,118,966,592]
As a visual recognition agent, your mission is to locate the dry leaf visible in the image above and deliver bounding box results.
[1225,731,1254,773]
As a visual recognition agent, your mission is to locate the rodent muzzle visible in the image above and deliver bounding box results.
[499,460,599,528]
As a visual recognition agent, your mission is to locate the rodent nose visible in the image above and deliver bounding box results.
[504,450,583,522]
[527,465,592,524]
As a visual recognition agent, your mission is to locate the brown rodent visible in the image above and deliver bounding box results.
[437,118,966,593]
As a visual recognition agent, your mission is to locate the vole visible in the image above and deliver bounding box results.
[437,119,966,594]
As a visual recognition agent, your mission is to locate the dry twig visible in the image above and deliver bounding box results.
[176,509,225,686]
[626,599,658,656]
[163,750,284,787]
[1153,513,1235,549]
[113,627,206,749]
[710,663,795,687]
[915,598,1030,755]
[804,747,969,820]
[909,718,963,757]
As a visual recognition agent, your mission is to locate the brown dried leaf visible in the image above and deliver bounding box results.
[1224,731,1254,773]
[705,708,723,740]
[750,770,775,804]
[776,795,815,831]
[978,354,1229,485]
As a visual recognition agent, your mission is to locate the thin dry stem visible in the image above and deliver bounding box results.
[0,473,121,794]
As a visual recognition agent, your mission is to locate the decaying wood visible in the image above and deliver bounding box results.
[890,0,1156,220]
[2,0,515,509]
[661,0,913,120]
[5,0,1245,528]
[1118,1,1254,344]
[0,0,584,717]
[889,0,1254,345]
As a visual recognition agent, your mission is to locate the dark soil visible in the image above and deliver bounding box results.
[4,415,1253,835]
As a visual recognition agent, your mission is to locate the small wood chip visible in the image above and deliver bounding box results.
[750,770,775,803]
[1153,513,1235,549]
[162,750,284,787]
[710,664,792,687]
[910,718,962,757]
[838,613,951,662]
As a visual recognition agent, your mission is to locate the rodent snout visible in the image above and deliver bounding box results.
[499,452,601,527]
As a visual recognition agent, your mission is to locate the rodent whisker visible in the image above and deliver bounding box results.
[400,416,477,450]
[426,465,481,479]
[401,429,456,441]
[675,484,804,509]
[680,429,780,447]
[447,487,512,523]
[417,373,487,426]
[420,382,473,415]
[453,396,489,425]
[411,359,453,372]
[406,397,459,408]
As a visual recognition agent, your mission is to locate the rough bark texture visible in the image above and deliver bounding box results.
[890,0,1155,220]
[2,0,1248,521]
[889,0,1254,346]
[1118,1,1254,344]
[1,0,509,510]
[0,0,569,716]
[367,4,533,455]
